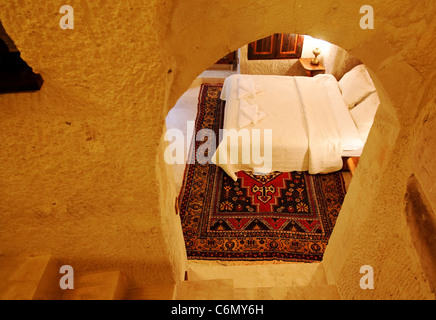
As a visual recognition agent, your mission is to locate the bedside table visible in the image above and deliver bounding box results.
[299,58,325,77]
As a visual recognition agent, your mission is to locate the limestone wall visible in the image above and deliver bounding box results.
[0,0,435,299]
[0,0,186,288]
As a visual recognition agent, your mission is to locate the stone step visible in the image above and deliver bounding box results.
[175,279,234,300]
[0,254,57,300]
[0,255,22,294]
[125,285,176,300]
[234,284,340,300]
[60,270,127,300]
[188,262,328,288]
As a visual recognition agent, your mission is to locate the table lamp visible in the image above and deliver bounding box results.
[311,48,321,66]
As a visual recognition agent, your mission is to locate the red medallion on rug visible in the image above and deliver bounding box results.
[178,83,346,262]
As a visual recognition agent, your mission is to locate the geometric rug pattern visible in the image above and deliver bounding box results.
[178,83,346,262]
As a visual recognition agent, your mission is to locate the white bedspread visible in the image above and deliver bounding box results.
[212,74,352,181]
[294,76,343,174]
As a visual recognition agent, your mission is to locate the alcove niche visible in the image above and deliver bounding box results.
[405,174,436,295]
[0,21,43,94]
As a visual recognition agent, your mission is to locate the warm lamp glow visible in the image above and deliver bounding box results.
[311,48,321,65]
[303,35,332,66]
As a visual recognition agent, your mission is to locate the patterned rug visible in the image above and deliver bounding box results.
[178,83,346,262]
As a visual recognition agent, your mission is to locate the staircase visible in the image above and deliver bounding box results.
[0,254,175,300]
[0,254,340,300]
[175,262,340,300]
[0,254,58,300]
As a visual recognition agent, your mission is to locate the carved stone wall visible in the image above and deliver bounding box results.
[0,0,434,299]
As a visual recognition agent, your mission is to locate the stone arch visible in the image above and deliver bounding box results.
[0,1,434,299]
[163,0,435,299]
[166,30,385,261]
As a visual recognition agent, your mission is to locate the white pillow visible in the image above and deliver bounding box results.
[339,64,376,109]
[350,91,380,143]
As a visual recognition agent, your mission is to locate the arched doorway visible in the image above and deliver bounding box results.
[0,0,433,299]
[162,1,434,299]
[165,33,381,270]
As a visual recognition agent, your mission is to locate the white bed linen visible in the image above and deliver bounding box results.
[350,91,380,143]
[294,76,343,174]
[212,74,352,181]
[315,74,364,151]
[238,99,266,128]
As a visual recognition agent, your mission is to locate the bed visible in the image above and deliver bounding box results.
[211,64,380,181]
